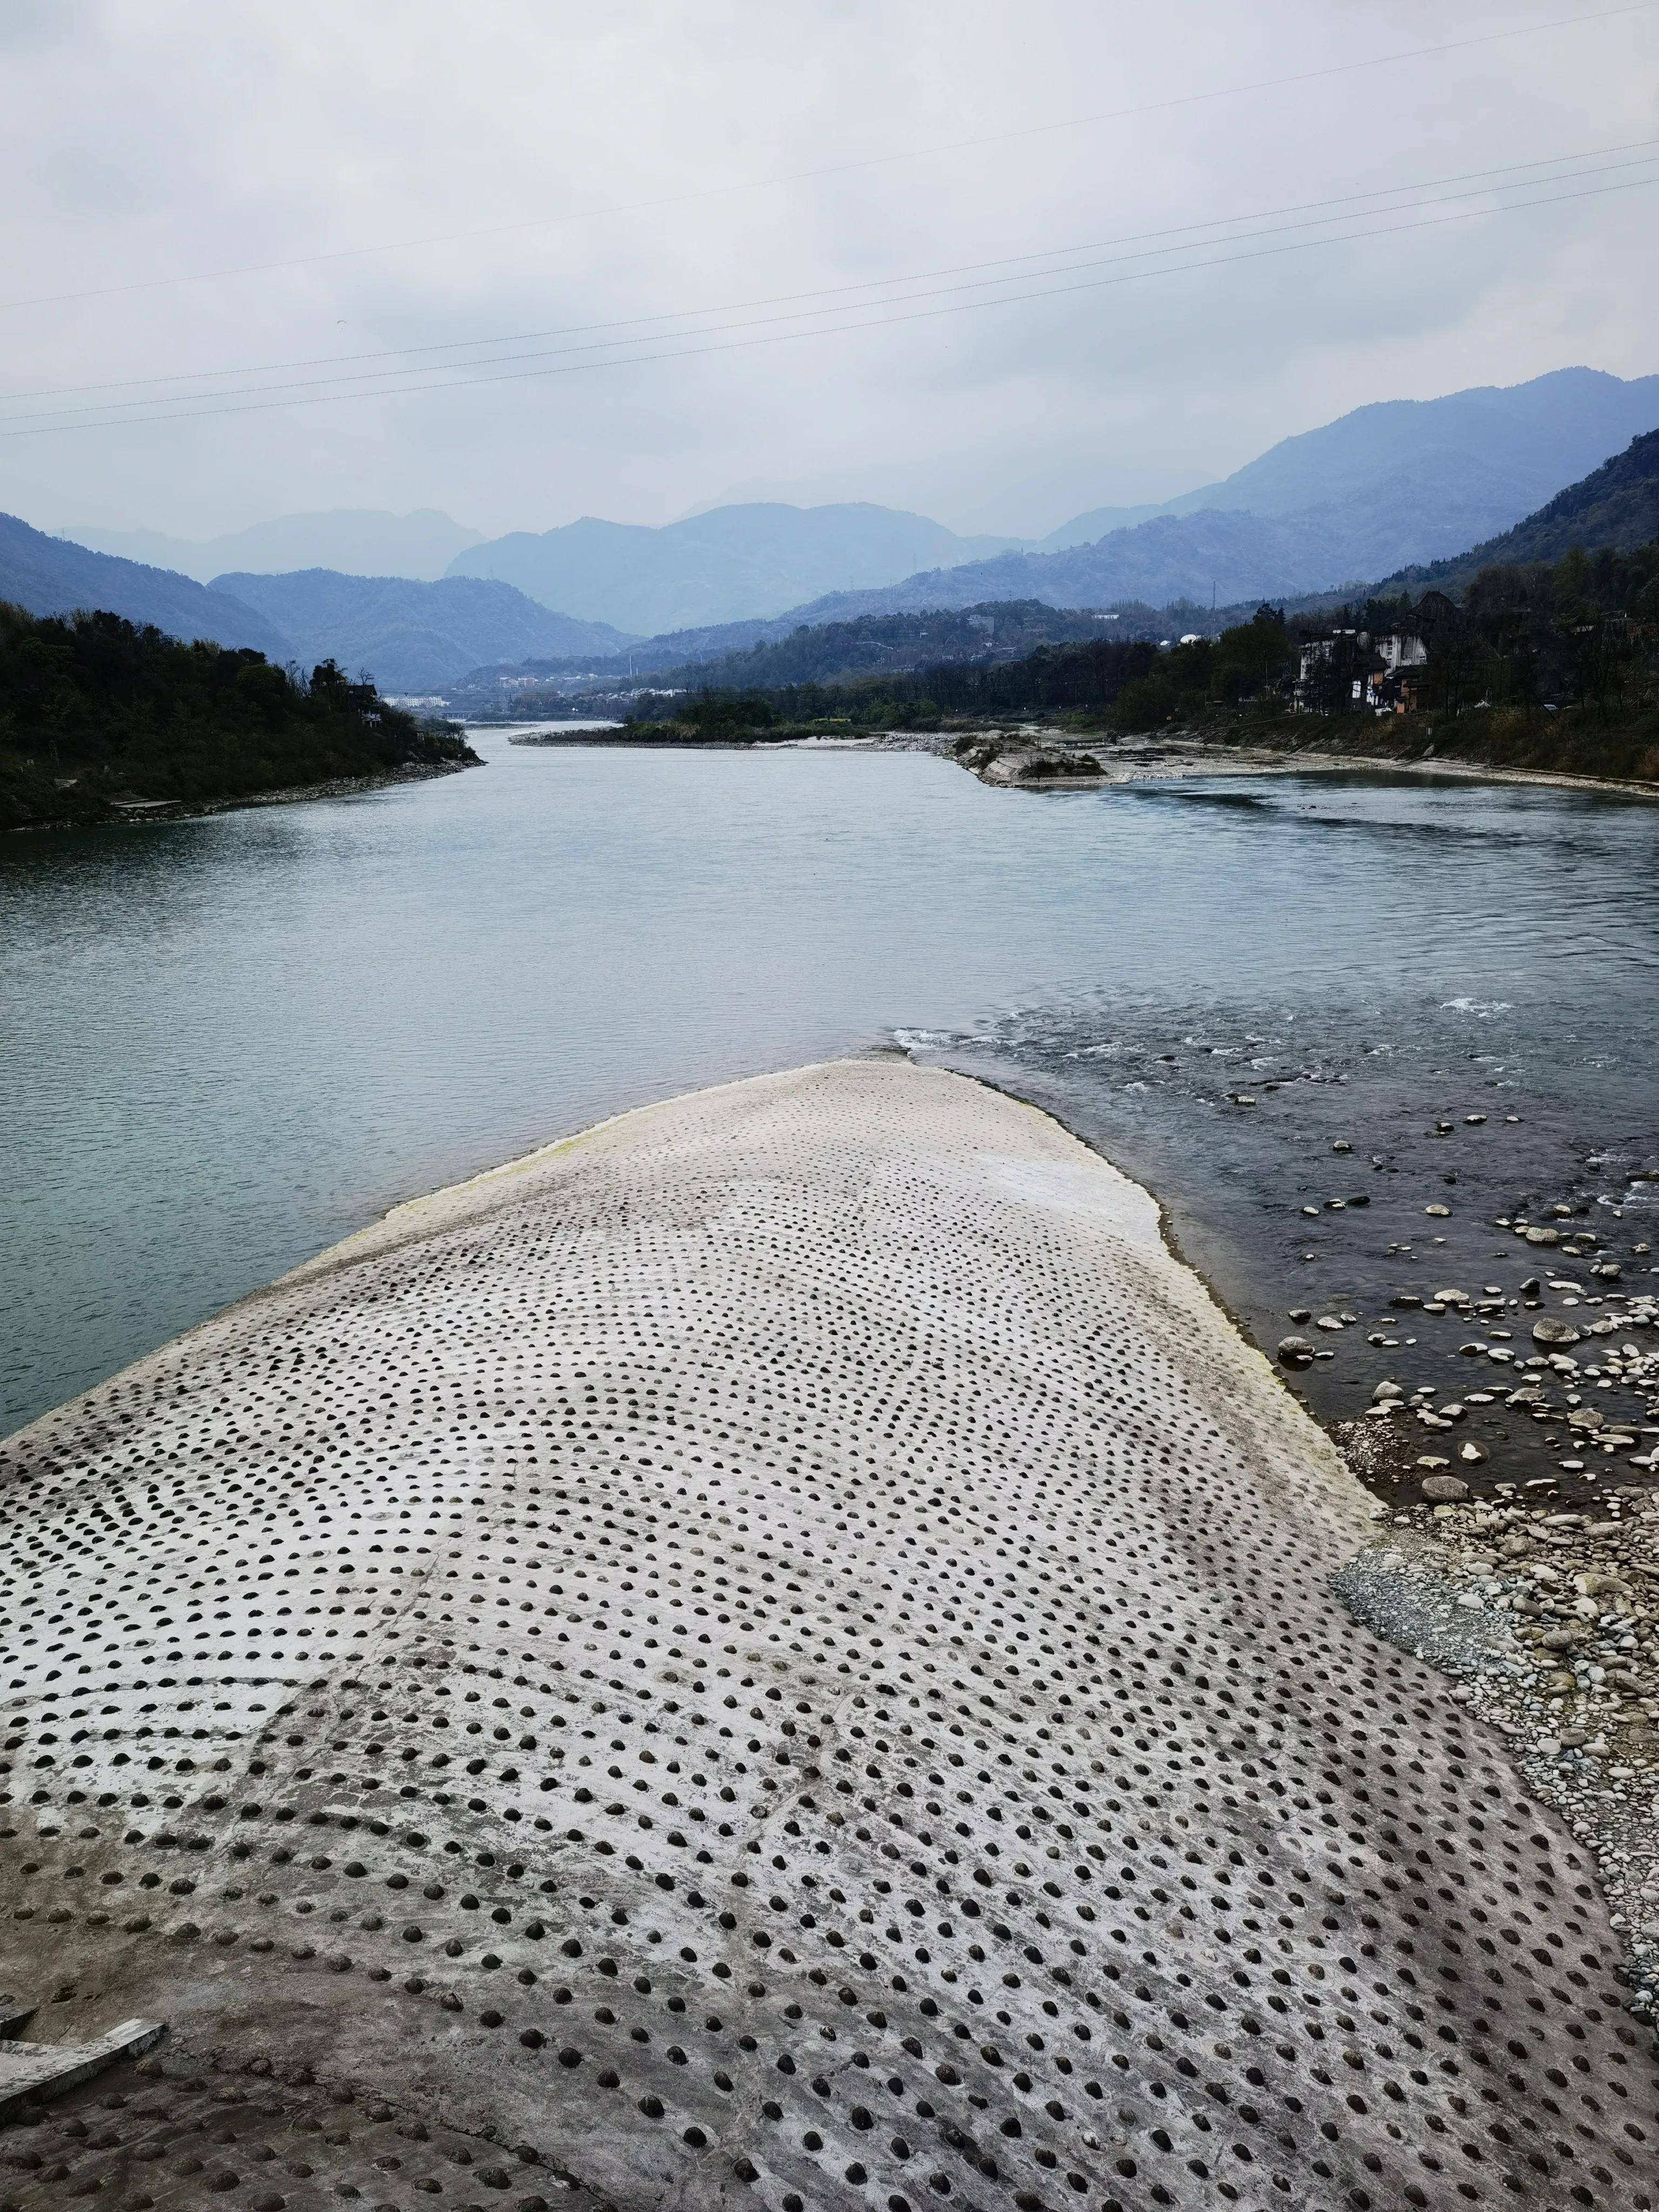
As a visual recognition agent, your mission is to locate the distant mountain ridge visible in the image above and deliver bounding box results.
[0,512,292,657]
[484,419,1659,701]
[445,502,1025,632]
[213,570,640,693]
[765,370,1659,623]
[1378,430,1659,592]
[1159,365,1659,517]
[25,363,1659,690]
[1041,365,1659,539]
[62,509,485,584]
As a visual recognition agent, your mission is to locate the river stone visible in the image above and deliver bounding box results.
[1533,1316,1582,1345]
[1277,1334,1314,1367]
[1422,1473,1471,1500]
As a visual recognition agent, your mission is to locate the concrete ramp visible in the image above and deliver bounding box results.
[1,1058,1653,2208]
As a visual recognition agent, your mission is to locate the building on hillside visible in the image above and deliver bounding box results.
[1293,628,1364,712]
[1294,626,1428,713]
[1367,631,1429,712]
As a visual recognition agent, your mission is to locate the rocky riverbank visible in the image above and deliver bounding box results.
[860,724,1659,801]
[1343,1487,1659,2021]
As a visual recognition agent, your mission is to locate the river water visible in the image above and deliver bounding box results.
[3,729,1657,1497]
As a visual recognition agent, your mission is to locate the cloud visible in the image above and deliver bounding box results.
[0,0,1653,541]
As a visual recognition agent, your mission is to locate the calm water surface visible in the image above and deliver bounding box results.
[4,731,1658,1487]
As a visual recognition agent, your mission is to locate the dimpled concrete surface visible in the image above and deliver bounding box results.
[1,1058,1654,2212]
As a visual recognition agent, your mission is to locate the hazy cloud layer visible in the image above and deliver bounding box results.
[2,0,1655,540]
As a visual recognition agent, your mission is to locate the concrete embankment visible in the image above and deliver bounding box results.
[2,1060,1654,2208]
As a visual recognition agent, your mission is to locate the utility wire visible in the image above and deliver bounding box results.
[0,1,1652,315]
[5,171,1653,440]
[5,137,1654,410]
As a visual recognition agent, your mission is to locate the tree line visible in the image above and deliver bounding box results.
[0,603,475,830]
[627,538,1659,775]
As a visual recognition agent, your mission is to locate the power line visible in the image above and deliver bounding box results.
[6,137,1653,412]
[1,1,1651,316]
[5,171,1651,441]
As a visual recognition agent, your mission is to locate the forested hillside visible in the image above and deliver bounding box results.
[1380,431,1659,592]
[0,510,291,655]
[927,539,1659,763]
[0,604,477,831]
[626,536,1659,784]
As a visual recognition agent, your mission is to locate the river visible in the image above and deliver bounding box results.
[3,726,1657,1496]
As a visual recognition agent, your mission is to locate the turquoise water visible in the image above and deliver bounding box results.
[3,731,1658,1446]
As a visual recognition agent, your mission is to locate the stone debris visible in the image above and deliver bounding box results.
[0,1060,1654,2209]
[1338,1283,1659,1506]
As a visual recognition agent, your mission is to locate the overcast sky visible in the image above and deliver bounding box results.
[1,0,1655,541]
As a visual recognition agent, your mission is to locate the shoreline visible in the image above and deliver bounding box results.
[1110,736,1659,804]
[4,753,481,837]
[871,725,1659,802]
[495,720,1659,802]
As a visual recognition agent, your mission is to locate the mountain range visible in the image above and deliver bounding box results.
[211,571,637,692]
[438,368,1659,626]
[471,427,1659,705]
[0,512,292,657]
[443,503,1023,634]
[19,363,1659,694]
[1047,363,1659,533]
[763,368,1659,624]
[64,509,485,584]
